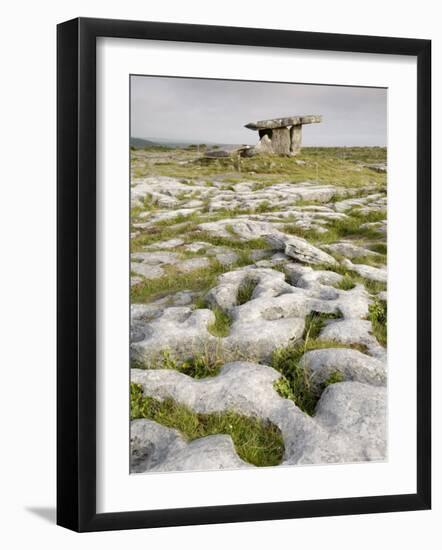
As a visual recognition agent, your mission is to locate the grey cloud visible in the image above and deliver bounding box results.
[131,75,386,146]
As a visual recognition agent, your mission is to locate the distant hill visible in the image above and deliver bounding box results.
[130,137,165,148]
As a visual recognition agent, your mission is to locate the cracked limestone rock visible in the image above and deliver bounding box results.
[131,307,216,364]
[131,263,165,280]
[131,419,250,473]
[318,319,386,360]
[131,364,386,470]
[325,241,380,260]
[300,347,387,388]
[342,258,387,283]
[313,381,386,461]
[130,264,375,365]
[198,219,277,240]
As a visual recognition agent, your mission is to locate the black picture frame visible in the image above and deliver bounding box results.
[57,17,431,532]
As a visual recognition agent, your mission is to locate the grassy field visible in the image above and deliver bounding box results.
[131,145,387,188]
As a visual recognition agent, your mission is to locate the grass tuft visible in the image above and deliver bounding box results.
[364,279,387,294]
[323,371,345,386]
[207,306,232,337]
[236,278,259,305]
[351,254,386,268]
[302,311,342,340]
[368,298,387,347]
[336,274,356,290]
[352,209,387,223]
[133,347,224,378]
[368,242,387,255]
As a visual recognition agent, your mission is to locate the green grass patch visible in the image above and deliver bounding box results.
[335,274,356,290]
[364,279,387,294]
[271,339,351,415]
[131,222,199,252]
[207,306,232,337]
[132,342,259,378]
[130,383,285,467]
[130,261,225,303]
[256,200,271,213]
[325,216,384,241]
[351,209,387,223]
[284,215,383,244]
[200,149,386,188]
[368,242,387,255]
[131,207,274,252]
[303,311,343,340]
[131,206,144,220]
[154,211,203,227]
[351,254,387,268]
[225,223,236,236]
[193,294,209,309]
[236,278,259,305]
[130,146,387,190]
[293,198,318,207]
[323,371,345,385]
[138,348,224,378]
[131,253,256,304]
[130,199,159,224]
[368,298,387,347]
[132,348,221,378]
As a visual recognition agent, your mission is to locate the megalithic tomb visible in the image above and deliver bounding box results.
[245,115,322,156]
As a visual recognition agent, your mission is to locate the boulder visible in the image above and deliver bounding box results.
[285,237,337,265]
[266,233,337,265]
[254,134,274,154]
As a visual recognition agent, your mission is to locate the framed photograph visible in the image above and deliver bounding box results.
[57,17,431,532]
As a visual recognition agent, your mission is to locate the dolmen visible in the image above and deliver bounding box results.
[245,115,322,156]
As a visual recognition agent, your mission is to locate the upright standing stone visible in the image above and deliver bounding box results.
[271,128,291,155]
[290,124,303,155]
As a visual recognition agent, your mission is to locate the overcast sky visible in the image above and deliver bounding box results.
[131,76,387,146]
